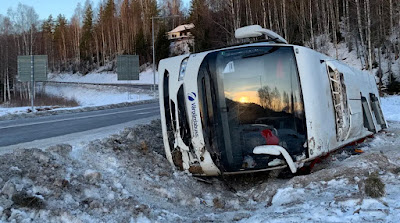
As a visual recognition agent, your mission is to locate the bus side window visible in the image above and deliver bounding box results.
[369,93,387,128]
[361,96,376,132]
[327,65,350,141]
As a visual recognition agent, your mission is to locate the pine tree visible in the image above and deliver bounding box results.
[155,24,170,63]
[54,14,68,70]
[80,4,93,63]
[42,15,54,69]
[102,0,116,59]
[120,0,132,53]
[189,0,211,52]
[135,28,148,64]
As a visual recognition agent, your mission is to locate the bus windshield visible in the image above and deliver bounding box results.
[212,46,306,170]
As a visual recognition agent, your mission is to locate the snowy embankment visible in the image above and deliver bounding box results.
[45,68,158,106]
[43,84,154,107]
[322,40,399,86]
[0,69,157,117]
[48,68,158,85]
[381,95,400,122]
[0,97,399,222]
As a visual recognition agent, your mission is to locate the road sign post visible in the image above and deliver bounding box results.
[18,55,48,112]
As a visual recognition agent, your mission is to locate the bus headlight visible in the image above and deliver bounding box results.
[178,58,189,81]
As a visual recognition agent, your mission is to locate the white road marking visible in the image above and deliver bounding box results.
[137,112,152,115]
[0,106,159,130]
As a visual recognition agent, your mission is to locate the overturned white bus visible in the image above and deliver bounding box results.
[158,25,387,176]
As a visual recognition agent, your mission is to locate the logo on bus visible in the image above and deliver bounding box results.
[188,92,197,101]
[188,92,199,137]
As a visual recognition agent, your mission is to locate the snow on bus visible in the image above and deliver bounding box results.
[158,25,387,176]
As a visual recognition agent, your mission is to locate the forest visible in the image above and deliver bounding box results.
[1,0,400,104]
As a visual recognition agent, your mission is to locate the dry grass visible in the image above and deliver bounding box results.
[12,192,45,209]
[392,167,400,175]
[5,92,79,108]
[213,198,225,209]
[365,173,385,198]
[139,141,149,154]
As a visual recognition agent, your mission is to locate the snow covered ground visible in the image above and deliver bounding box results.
[45,68,157,107]
[43,83,154,107]
[0,107,33,117]
[48,68,158,85]
[381,95,400,122]
[0,96,399,222]
[0,69,157,117]
[0,84,155,117]
[320,38,400,86]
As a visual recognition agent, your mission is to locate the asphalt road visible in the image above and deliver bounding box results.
[0,102,160,148]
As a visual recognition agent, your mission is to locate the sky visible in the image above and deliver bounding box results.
[0,0,191,20]
[0,0,101,20]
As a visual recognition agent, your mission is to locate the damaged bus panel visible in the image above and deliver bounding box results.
[158,26,387,176]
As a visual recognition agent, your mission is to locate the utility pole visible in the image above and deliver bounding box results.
[30,25,35,112]
[30,55,34,112]
[152,17,155,94]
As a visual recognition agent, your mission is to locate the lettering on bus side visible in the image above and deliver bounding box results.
[188,92,199,138]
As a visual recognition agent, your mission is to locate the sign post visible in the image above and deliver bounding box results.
[18,55,48,112]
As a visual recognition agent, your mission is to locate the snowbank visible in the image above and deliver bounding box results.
[327,42,364,70]
[49,68,158,85]
[381,95,400,122]
[318,36,399,85]
[44,84,154,107]
[0,77,156,117]
[0,86,154,117]
[1,119,400,222]
[0,107,32,117]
